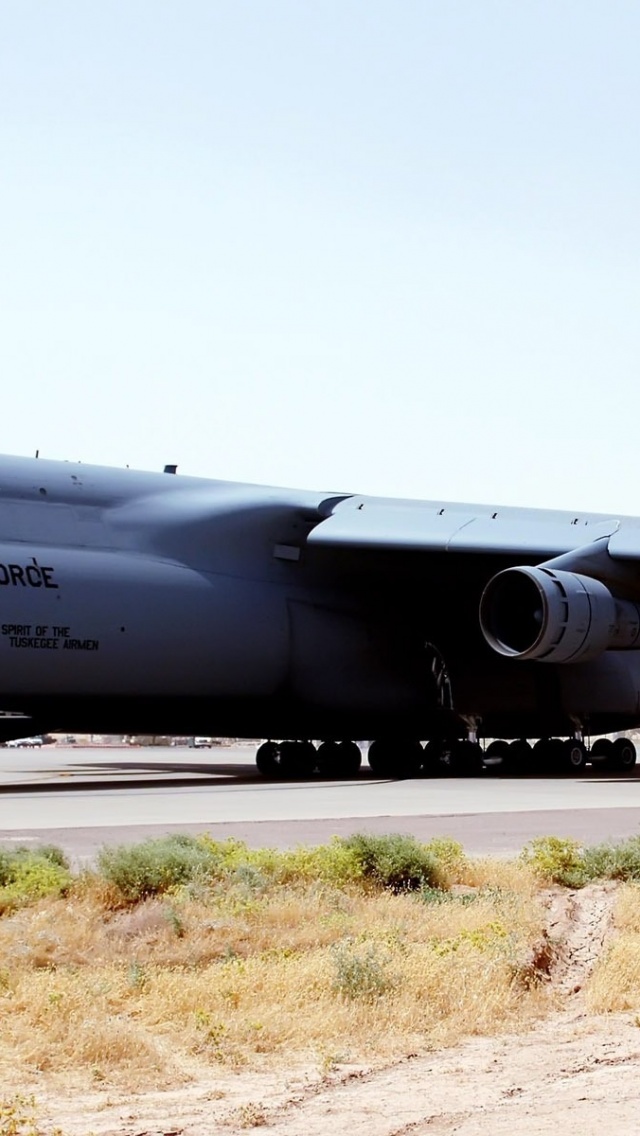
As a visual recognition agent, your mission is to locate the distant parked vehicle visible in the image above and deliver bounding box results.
[188,737,214,748]
[5,736,44,747]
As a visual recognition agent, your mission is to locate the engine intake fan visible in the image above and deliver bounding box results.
[480,566,640,663]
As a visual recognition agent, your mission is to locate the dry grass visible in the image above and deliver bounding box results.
[0,1093,64,1136]
[0,871,550,1090]
[586,882,640,1012]
[458,857,539,895]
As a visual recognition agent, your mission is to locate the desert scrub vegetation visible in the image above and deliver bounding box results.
[0,833,549,1089]
[0,845,70,914]
[16,828,640,1090]
[0,1093,65,1136]
[96,831,459,902]
[9,831,640,1095]
[521,834,640,887]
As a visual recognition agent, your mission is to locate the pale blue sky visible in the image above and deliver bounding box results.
[2,2,640,512]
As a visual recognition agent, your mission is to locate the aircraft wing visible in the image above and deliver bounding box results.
[307,497,621,559]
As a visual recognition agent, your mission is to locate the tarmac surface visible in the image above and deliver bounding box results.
[1,744,640,864]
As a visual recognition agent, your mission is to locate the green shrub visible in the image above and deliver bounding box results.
[197,836,363,889]
[521,834,640,887]
[35,844,70,870]
[97,835,217,903]
[265,841,363,886]
[0,851,15,888]
[0,848,71,913]
[197,834,441,891]
[420,884,477,906]
[581,836,640,882]
[196,833,449,892]
[0,843,68,887]
[331,939,396,1000]
[340,833,441,891]
[520,836,586,886]
[422,837,466,875]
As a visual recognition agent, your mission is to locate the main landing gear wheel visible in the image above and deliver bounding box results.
[339,740,363,776]
[316,740,362,778]
[256,741,281,776]
[422,739,444,777]
[589,738,635,772]
[608,738,637,772]
[504,740,534,776]
[482,740,533,776]
[255,741,317,778]
[590,738,613,765]
[446,740,484,777]
[482,739,510,775]
[279,741,316,777]
[367,740,423,778]
[532,738,564,773]
[561,739,588,773]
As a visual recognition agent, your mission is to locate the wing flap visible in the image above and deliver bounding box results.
[607,529,640,559]
[308,499,619,557]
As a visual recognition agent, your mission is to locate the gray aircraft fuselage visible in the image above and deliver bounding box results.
[0,453,639,743]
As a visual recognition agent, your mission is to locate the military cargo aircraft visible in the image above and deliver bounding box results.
[0,452,639,778]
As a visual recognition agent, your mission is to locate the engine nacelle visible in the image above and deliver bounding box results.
[480,566,640,663]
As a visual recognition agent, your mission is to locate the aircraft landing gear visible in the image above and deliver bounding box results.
[255,739,362,779]
[483,739,533,775]
[316,740,362,778]
[590,738,613,765]
[443,740,484,777]
[255,740,316,778]
[561,739,588,772]
[587,737,636,771]
[367,739,423,778]
[484,736,635,776]
[609,737,637,771]
[255,741,280,776]
[254,735,637,780]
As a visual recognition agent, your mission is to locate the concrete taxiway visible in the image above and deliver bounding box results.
[1,745,640,864]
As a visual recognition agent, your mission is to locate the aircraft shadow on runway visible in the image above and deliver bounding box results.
[0,759,638,794]
[0,760,383,794]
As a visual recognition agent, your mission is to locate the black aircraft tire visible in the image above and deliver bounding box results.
[561,740,588,773]
[448,741,484,777]
[279,741,317,778]
[316,741,341,777]
[422,740,444,777]
[317,741,362,778]
[483,740,510,776]
[533,738,563,774]
[256,741,281,777]
[368,740,422,779]
[607,738,637,772]
[502,740,534,776]
[590,738,613,766]
[367,740,392,776]
[338,741,363,776]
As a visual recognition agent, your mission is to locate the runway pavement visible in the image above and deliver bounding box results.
[1,745,640,865]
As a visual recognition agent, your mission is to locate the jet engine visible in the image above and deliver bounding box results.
[479,566,640,663]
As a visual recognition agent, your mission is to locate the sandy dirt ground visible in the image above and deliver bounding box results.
[11,884,640,1136]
